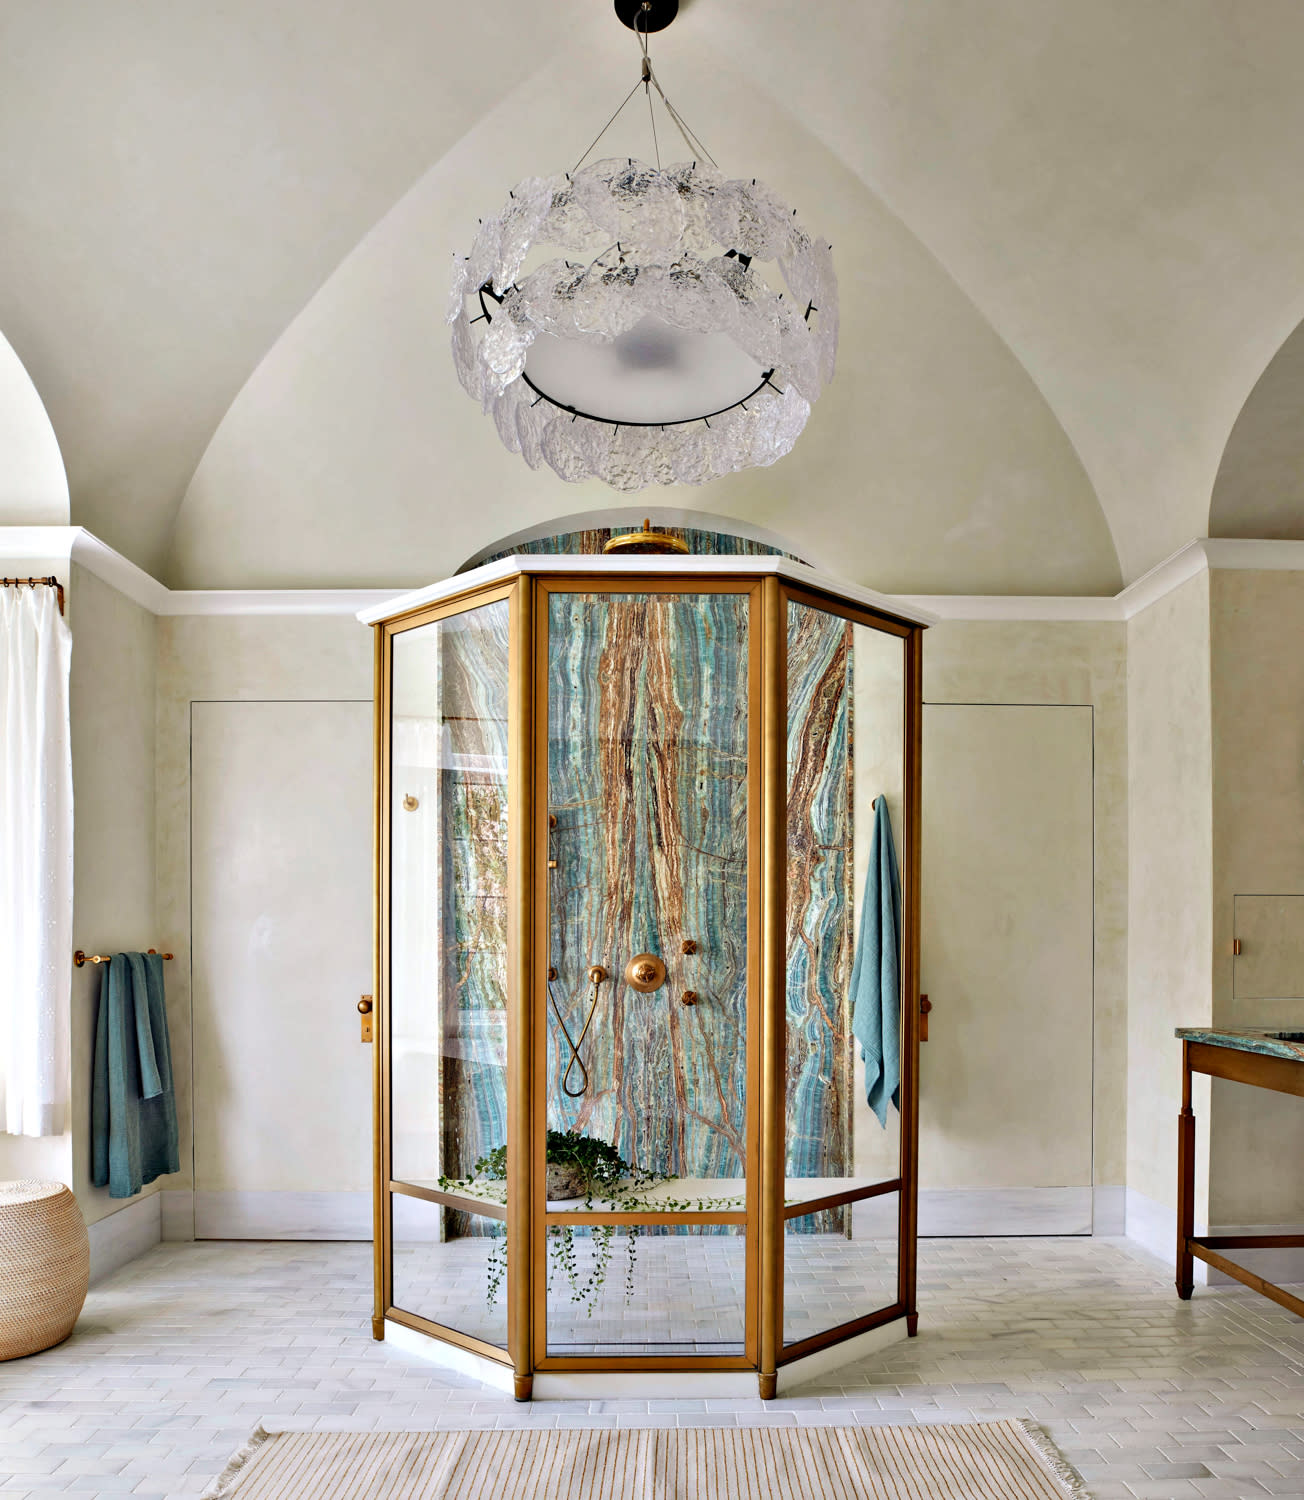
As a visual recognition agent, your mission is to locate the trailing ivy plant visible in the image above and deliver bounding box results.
[439,1130,657,1316]
[439,1131,748,1316]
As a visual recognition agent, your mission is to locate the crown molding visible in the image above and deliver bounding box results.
[908,539,1304,624]
[5,527,1304,623]
[157,588,402,617]
[897,594,1124,622]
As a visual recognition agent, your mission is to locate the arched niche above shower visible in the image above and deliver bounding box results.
[362,547,932,1401]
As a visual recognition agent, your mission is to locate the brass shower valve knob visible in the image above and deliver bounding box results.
[680,990,699,1006]
[625,953,667,992]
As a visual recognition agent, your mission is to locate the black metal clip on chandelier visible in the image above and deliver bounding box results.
[448,0,838,491]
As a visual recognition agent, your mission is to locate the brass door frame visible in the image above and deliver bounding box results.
[764,582,924,1384]
[373,581,518,1371]
[370,565,926,1396]
[531,576,762,1375]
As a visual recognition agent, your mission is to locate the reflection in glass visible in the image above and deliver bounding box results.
[389,599,510,1190]
[782,1193,900,1346]
[785,608,905,1208]
[546,1224,746,1358]
[783,607,903,1343]
[391,1194,508,1349]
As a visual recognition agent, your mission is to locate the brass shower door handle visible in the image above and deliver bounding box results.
[358,994,373,1044]
[920,994,931,1043]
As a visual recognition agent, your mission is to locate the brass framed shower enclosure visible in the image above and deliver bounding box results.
[362,554,929,1400]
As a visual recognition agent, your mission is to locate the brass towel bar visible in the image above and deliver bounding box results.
[74,948,174,967]
[1,576,65,616]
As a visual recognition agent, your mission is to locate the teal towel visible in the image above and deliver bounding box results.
[851,796,902,1126]
[91,952,180,1198]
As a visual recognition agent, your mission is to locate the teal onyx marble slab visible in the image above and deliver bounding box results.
[785,603,854,1184]
[545,591,751,1181]
[1176,1026,1304,1063]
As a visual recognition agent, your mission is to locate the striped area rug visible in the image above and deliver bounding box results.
[202,1420,1089,1499]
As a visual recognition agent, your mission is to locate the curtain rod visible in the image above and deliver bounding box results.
[2,576,65,616]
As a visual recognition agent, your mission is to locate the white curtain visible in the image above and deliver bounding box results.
[0,584,73,1137]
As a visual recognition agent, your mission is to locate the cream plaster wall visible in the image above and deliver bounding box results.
[154,614,375,1197]
[67,563,164,1227]
[1208,569,1304,1228]
[923,620,1128,1192]
[1126,573,1213,1226]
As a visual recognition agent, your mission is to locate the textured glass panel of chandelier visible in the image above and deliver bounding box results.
[449,159,838,491]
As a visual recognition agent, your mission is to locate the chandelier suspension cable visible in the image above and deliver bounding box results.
[571,78,644,174]
[642,27,661,168]
[572,6,717,176]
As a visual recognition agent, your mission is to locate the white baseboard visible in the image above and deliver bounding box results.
[161,1189,195,1241]
[1124,1187,1175,1264]
[87,1192,162,1284]
[1124,1187,1209,1284]
[1093,1185,1126,1235]
[918,1186,1093,1236]
[194,1189,372,1240]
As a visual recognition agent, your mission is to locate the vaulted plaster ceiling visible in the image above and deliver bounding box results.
[1211,321,1304,542]
[4,1,1304,591]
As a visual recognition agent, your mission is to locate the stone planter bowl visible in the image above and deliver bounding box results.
[545,1163,589,1201]
[0,1181,89,1361]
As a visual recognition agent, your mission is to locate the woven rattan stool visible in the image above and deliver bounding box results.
[0,1180,89,1360]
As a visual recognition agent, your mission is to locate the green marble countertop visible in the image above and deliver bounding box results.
[1176,1026,1304,1062]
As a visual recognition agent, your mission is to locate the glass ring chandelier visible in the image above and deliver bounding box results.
[448,0,838,492]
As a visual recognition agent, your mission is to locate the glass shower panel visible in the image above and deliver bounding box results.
[388,599,510,1193]
[782,1193,900,1346]
[543,590,751,1198]
[392,1194,508,1349]
[545,1223,746,1358]
[784,605,903,1319]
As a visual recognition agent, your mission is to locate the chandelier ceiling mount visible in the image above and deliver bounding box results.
[614,0,679,34]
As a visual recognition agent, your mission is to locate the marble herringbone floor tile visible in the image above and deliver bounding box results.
[0,1237,1302,1497]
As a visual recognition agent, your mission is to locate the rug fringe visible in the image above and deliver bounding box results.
[198,1423,275,1500]
[1016,1419,1092,1498]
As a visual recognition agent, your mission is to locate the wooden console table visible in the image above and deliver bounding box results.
[1176,1027,1304,1317]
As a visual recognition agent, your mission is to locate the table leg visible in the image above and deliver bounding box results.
[1177,1041,1195,1300]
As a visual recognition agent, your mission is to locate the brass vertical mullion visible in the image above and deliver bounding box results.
[531,583,553,1368]
[898,626,924,1332]
[757,577,787,1399]
[372,623,391,1339]
[743,582,764,1371]
[507,576,535,1400]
